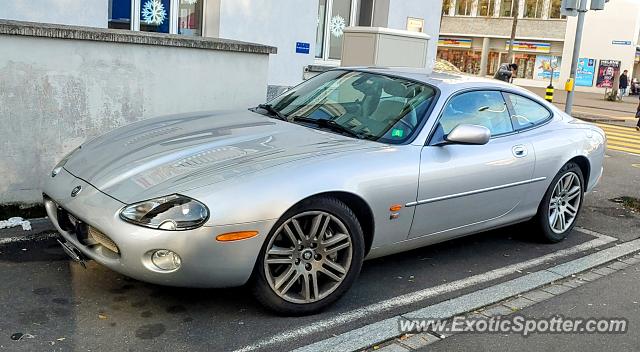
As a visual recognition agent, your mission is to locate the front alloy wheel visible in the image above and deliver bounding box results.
[253,197,364,315]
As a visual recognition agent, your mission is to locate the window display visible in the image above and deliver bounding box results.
[178,0,203,36]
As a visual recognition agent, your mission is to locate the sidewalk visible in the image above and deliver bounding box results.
[525,87,639,128]
[419,260,640,352]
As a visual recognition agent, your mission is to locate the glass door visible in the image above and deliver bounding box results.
[327,0,352,60]
[315,0,356,62]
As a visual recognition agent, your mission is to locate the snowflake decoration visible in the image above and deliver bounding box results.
[142,0,167,26]
[181,0,198,5]
[330,15,346,38]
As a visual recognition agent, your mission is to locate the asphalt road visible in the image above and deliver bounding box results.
[0,150,638,352]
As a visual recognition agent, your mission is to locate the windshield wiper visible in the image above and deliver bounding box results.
[291,116,365,140]
[256,104,288,121]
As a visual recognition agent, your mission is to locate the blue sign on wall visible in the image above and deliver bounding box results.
[296,42,310,54]
[576,58,596,87]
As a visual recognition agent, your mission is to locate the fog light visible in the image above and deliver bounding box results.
[151,250,181,271]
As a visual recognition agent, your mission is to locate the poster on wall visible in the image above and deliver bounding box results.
[596,60,621,88]
[534,56,561,79]
[576,58,596,87]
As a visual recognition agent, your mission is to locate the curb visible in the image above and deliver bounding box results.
[292,234,640,352]
[0,218,57,245]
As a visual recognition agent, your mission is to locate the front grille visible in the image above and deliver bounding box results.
[89,226,120,254]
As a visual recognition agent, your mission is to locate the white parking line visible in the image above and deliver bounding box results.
[233,228,616,352]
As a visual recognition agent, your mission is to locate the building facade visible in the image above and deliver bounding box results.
[439,0,567,82]
[0,0,442,97]
[438,0,640,92]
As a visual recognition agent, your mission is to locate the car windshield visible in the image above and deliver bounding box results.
[267,70,437,143]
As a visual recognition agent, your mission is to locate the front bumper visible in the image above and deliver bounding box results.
[43,168,275,287]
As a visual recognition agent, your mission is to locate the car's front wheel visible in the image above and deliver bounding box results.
[534,162,585,243]
[252,197,364,315]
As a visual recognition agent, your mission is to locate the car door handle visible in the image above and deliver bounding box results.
[512,145,528,158]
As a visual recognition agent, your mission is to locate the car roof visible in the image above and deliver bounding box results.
[341,66,516,92]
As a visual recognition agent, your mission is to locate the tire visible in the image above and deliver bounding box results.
[251,197,365,316]
[534,162,585,243]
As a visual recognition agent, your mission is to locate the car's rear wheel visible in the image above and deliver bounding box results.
[534,162,584,243]
[252,197,364,316]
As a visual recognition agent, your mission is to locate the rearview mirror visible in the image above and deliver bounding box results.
[445,124,491,145]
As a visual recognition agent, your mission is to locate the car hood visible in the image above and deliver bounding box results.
[64,110,379,204]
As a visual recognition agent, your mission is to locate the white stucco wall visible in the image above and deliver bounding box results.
[0,32,270,204]
[385,0,442,71]
[0,0,108,27]
[216,0,318,88]
[559,0,640,92]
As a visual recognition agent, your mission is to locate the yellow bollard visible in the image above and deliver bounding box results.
[545,85,554,103]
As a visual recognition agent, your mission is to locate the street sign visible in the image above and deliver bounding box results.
[612,40,632,46]
[296,42,310,54]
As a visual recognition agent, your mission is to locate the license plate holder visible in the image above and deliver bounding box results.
[57,239,87,268]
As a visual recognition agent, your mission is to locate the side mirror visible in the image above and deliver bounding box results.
[445,124,491,145]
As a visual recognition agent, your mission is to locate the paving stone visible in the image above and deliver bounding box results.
[541,284,572,295]
[522,289,555,302]
[607,261,630,270]
[620,257,640,265]
[592,267,617,276]
[398,333,440,349]
[377,342,411,352]
[480,304,513,317]
[577,271,603,282]
[561,278,587,288]
[503,297,536,311]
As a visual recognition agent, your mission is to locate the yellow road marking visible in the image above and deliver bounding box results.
[607,140,640,149]
[596,123,638,132]
[607,145,640,155]
[606,134,640,143]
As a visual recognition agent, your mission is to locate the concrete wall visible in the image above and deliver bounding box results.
[0,0,108,27]
[385,0,442,71]
[208,0,318,89]
[559,0,640,92]
[0,21,273,204]
[440,16,567,41]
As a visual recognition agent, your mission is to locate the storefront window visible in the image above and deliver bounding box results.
[437,49,482,75]
[524,0,544,18]
[178,0,203,36]
[499,0,514,17]
[514,54,536,79]
[140,0,170,33]
[109,0,132,30]
[316,0,327,58]
[478,0,496,16]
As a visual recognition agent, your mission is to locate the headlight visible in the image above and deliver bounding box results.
[120,194,209,231]
[51,146,81,177]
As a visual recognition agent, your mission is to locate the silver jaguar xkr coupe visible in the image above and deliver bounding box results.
[43,68,605,315]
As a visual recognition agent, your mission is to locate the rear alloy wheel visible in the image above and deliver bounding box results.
[252,197,364,315]
[535,162,584,243]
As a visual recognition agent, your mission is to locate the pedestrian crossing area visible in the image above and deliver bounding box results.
[595,123,640,156]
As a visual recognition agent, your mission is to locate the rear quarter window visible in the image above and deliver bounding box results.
[506,93,552,130]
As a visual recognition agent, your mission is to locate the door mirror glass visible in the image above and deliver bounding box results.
[445,124,491,145]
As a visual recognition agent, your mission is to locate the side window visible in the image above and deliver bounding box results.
[506,93,551,130]
[438,91,513,137]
